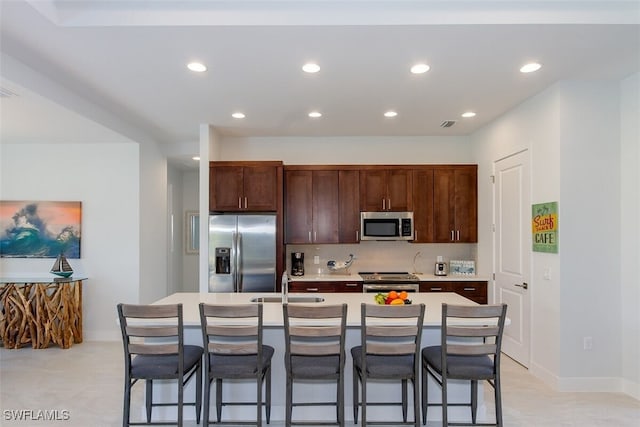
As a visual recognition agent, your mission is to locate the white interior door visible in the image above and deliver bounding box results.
[494,150,531,366]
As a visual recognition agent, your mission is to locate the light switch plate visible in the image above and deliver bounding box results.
[313,255,320,265]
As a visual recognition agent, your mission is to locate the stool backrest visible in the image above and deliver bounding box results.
[199,303,263,356]
[361,303,426,356]
[441,303,508,370]
[117,303,185,369]
[283,304,347,358]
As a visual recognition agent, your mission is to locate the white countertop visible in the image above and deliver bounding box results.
[152,291,479,327]
[288,273,489,282]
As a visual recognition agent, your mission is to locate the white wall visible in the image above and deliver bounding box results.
[0,142,140,341]
[219,136,474,165]
[472,84,562,380]
[472,78,638,396]
[138,141,169,303]
[167,164,184,295]
[620,73,640,399]
[182,170,199,292]
[557,81,622,386]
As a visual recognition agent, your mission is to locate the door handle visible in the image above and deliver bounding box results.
[514,282,528,289]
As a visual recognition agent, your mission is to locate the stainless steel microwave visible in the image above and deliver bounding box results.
[360,211,414,241]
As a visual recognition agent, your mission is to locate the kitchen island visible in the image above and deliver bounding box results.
[144,291,490,424]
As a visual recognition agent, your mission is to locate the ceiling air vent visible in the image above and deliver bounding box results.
[0,87,19,98]
[440,120,456,128]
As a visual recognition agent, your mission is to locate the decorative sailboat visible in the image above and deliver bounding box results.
[50,253,73,278]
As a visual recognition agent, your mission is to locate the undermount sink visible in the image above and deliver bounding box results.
[250,296,325,303]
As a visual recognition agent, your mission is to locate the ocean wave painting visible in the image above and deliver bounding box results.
[0,201,81,258]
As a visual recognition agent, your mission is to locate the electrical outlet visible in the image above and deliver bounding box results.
[543,268,551,280]
[313,255,320,265]
[583,336,593,351]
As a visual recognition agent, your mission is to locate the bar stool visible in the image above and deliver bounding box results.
[117,303,203,426]
[199,303,274,426]
[422,303,508,426]
[283,303,348,427]
[351,303,426,427]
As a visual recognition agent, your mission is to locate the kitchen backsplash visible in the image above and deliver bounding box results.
[286,242,477,276]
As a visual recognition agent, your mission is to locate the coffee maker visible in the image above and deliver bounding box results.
[291,252,305,276]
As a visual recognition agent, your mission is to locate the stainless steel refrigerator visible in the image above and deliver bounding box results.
[208,214,276,292]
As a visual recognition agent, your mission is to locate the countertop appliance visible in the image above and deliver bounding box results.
[435,262,448,276]
[360,271,420,293]
[209,214,276,292]
[360,211,414,241]
[435,255,448,276]
[291,252,305,276]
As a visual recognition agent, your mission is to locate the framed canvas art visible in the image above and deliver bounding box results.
[0,201,82,258]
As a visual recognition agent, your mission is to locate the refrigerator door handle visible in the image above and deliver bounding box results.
[231,231,238,292]
[236,232,243,292]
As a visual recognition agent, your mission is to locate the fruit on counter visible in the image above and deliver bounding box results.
[374,291,412,305]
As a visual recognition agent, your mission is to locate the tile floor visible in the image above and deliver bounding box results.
[1,341,638,426]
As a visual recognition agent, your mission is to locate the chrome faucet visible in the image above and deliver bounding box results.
[281,271,289,303]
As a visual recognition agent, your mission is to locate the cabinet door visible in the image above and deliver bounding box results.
[333,282,362,292]
[360,170,387,211]
[243,166,278,211]
[433,169,456,242]
[288,282,336,292]
[312,171,339,243]
[338,170,360,243]
[412,169,434,242]
[433,167,477,242]
[210,166,244,211]
[387,169,412,211]
[285,170,313,243]
[448,281,487,304]
[454,168,477,242]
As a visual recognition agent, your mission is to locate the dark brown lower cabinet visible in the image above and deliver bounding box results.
[419,281,487,304]
[289,281,363,293]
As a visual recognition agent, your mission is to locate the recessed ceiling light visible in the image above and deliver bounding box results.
[187,62,207,72]
[302,63,320,73]
[384,111,398,118]
[308,111,322,118]
[232,112,246,119]
[410,63,430,74]
[520,62,542,73]
[192,156,200,161]
[461,111,476,118]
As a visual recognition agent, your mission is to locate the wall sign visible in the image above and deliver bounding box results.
[532,201,558,253]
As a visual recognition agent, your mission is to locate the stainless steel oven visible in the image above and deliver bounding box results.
[359,272,420,293]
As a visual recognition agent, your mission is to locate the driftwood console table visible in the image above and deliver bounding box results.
[0,277,86,349]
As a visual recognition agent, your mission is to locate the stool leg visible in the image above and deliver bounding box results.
[352,369,359,423]
[266,366,272,424]
[402,378,408,422]
[145,380,153,423]
[471,380,478,424]
[203,377,211,427]
[216,379,223,422]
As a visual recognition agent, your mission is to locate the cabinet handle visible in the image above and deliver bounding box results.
[314,231,317,242]
[430,287,443,291]
[450,230,454,241]
[356,230,359,241]
[345,283,358,287]
[382,199,386,210]
[456,230,460,241]
[244,197,248,209]
[308,231,312,243]
[388,198,391,210]
[463,287,476,291]
[238,197,242,209]
[306,287,319,292]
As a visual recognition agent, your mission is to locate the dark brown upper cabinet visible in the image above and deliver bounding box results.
[209,162,281,212]
[432,165,477,243]
[360,168,412,212]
